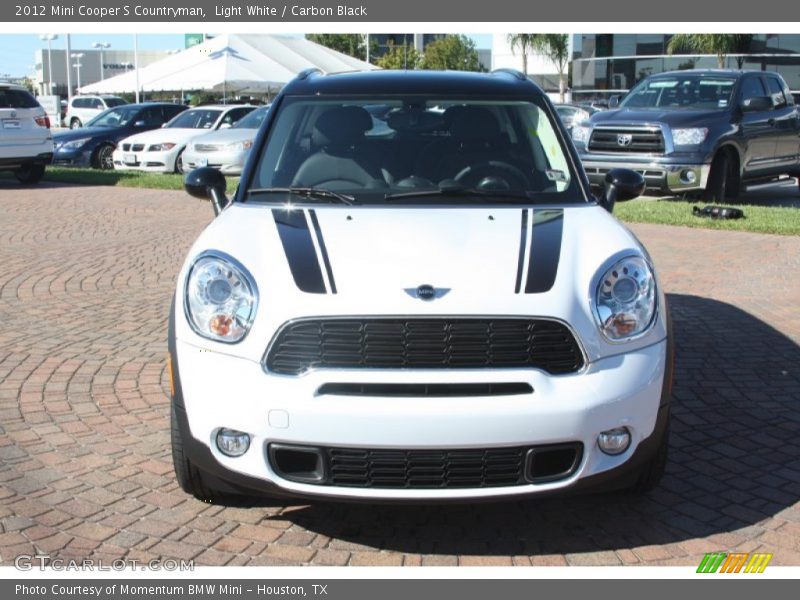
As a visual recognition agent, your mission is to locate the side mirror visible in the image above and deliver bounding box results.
[741,96,773,112]
[608,95,621,109]
[600,168,645,212]
[133,120,146,128]
[219,123,232,129]
[184,167,229,216]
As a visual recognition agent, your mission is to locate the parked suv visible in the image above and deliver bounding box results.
[65,95,126,129]
[0,83,53,184]
[169,69,672,504]
[573,70,800,200]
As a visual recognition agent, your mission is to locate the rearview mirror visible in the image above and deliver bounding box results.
[741,96,773,112]
[599,168,645,212]
[184,167,229,216]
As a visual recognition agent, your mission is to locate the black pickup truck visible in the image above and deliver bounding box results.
[572,69,800,200]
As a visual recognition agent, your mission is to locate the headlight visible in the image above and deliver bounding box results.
[672,128,708,146]
[226,140,253,151]
[571,125,591,144]
[595,256,656,341]
[184,253,258,343]
[147,142,176,151]
[60,137,91,151]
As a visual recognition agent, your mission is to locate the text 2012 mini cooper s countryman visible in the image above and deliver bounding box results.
[169,69,673,503]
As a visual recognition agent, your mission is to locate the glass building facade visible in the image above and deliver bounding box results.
[572,34,800,101]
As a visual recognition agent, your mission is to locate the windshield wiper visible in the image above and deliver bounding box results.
[384,183,535,202]
[247,187,356,205]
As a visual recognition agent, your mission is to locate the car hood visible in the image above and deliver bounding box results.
[174,203,668,364]
[54,127,113,143]
[120,127,210,146]
[590,107,727,128]
[189,129,256,146]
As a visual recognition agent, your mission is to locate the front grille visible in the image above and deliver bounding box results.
[193,143,222,152]
[265,318,584,375]
[267,443,584,489]
[121,143,130,151]
[315,382,534,397]
[588,127,665,153]
[131,143,145,152]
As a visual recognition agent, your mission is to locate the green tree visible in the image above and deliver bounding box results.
[507,34,536,76]
[305,34,366,61]
[529,34,570,102]
[667,34,754,69]
[376,44,422,70]
[420,35,484,72]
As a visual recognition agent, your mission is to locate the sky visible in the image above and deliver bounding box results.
[0,33,494,79]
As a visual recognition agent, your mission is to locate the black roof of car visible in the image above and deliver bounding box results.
[281,69,546,98]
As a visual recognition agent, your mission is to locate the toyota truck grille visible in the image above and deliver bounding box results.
[264,318,584,375]
[588,127,665,153]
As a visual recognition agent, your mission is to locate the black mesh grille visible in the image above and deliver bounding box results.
[329,447,527,488]
[588,128,665,153]
[265,318,584,375]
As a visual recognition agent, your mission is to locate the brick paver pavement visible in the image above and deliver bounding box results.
[1,182,799,567]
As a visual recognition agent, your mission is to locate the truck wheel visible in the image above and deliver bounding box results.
[705,151,738,202]
[171,401,230,503]
[629,422,669,494]
[14,164,45,184]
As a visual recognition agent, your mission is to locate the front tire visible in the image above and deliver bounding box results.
[174,149,185,174]
[92,144,115,170]
[70,118,82,129]
[629,422,669,494]
[171,401,230,503]
[705,151,739,202]
[14,164,45,184]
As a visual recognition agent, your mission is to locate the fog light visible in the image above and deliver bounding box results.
[597,427,631,455]
[681,169,697,184]
[215,428,250,457]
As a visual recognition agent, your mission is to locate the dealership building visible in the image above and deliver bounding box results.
[571,34,800,101]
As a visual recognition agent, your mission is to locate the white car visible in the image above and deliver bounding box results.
[182,105,270,175]
[0,83,53,184]
[169,70,671,504]
[112,105,255,174]
[65,95,126,129]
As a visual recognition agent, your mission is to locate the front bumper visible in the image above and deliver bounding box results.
[580,156,710,193]
[183,149,247,175]
[112,148,174,172]
[53,147,92,168]
[172,332,670,502]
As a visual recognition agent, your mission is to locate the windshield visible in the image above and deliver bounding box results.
[621,75,736,110]
[250,96,581,205]
[234,105,270,129]
[167,108,222,129]
[86,106,141,128]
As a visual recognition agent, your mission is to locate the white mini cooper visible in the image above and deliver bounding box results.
[169,69,672,503]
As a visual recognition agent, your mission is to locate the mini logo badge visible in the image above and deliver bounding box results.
[617,133,633,147]
[404,285,450,301]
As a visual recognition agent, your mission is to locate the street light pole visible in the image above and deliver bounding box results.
[133,34,140,103]
[38,34,58,96]
[71,53,84,90]
[92,42,110,81]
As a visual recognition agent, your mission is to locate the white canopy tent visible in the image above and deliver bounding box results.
[78,34,377,97]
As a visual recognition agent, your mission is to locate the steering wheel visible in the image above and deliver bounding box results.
[454,161,529,190]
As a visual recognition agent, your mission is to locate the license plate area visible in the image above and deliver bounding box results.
[123,153,136,163]
[2,120,21,129]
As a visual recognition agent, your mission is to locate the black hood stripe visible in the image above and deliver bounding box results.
[272,209,326,294]
[524,209,563,294]
[308,209,337,295]
[514,209,529,294]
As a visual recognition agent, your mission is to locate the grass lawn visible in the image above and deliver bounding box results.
[615,197,800,236]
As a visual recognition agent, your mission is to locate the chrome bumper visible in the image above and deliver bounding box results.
[582,160,710,193]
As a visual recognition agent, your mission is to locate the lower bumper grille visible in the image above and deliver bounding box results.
[268,443,584,489]
[265,318,584,375]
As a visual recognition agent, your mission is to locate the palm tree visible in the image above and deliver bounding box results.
[530,34,570,103]
[507,34,536,76]
[667,34,754,69]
